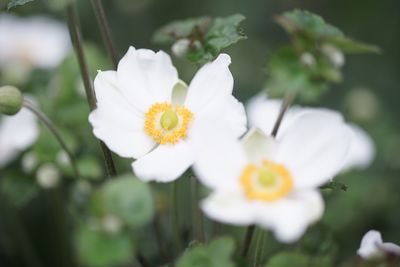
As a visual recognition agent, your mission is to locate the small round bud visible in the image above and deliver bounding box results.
[300,52,316,67]
[0,86,23,115]
[36,163,60,189]
[22,151,39,173]
[171,39,191,58]
[321,44,345,68]
[102,214,122,234]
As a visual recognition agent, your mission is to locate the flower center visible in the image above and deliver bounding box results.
[144,102,193,144]
[240,160,293,202]
[160,109,179,130]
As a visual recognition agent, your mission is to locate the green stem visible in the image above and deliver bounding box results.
[66,3,117,178]
[89,0,118,69]
[22,99,80,178]
[171,181,182,258]
[191,177,205,242]
[241,92,296,258]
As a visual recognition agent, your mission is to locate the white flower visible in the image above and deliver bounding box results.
[358,230,400,260]
[0,14,71,69]
[246,93,375,171]
[89,47,247,182]
[193,110,350,243]
[0,106,39,168]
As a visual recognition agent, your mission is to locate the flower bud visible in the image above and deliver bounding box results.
[171,38,191,58]
[0,86,23,115]
[102,214,122,234]
[36,163,60,189]
[300,52,316,67]
[321,44,345,68]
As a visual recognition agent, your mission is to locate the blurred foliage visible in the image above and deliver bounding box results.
[153,14,246,63]
[7,0,34,10]
[266,9,379,102]
[176,237,236,267]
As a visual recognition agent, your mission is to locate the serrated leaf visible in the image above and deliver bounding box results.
[276,9,344,39]
[176,237,236,267]
[7,0,34,9]
[205,14,247,55]
[264,252,310,267]
[76,225,134,267]
[96,174,154,227]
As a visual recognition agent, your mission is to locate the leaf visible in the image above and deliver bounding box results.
[264,252,310,267]
[204,14,247,56]
[276,9,379,54]
[1,174,39,207]
[176,237,236,267]
[76,225,134,267]
[95,174,154,227]
[153,14,246,63]
[7,0,34,9]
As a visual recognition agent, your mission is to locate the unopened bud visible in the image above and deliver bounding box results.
[300,52,316,67]
[321,44,345,68]
[171,39,191,57]
[36,163,60,189]
[0,86,23,115]
[102,214,122,234]
[22,151,38,173]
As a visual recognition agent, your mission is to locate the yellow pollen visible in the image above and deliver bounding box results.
[240,160,293,202]
[144,102,193,144]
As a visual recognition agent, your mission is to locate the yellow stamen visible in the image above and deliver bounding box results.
[144,102,193,144]
[240,160,293,202]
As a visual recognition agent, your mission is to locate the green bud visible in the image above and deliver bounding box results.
[0,86,23,115]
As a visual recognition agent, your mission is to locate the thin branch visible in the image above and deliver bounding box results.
[90,0,118,68]
[23,99,80,178]
[66,4,117,177]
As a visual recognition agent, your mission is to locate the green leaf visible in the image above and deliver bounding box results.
[76,225,134,267]
[176,237,236,267]
[264,252,310,267]
[153,14,246,63]
[204,14,247,56]
[96,174,154,227]
[7,0,34,9]
[276,9,379,54]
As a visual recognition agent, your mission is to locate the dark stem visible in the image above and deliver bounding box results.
[241,92,296,258]
[89,0,118,68]
[66,4,117,177]
[171,181,182,258]
[23,99,80,178]
[191,177,205,242]
[136,252,150,267]
[152,215,170,264]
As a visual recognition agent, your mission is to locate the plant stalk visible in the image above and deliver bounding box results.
[66,4,117,177]
[23,99,79,178]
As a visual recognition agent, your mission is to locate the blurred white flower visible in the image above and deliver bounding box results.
[0,14,71,69]
[358,230,400,260]
[0,106,39,168]
[21,151,39,173]
[36,163,60,189]
[102,214,122,234]
[300,52,316,67]
[193,111,350,242]
[246,93,375,171]
[89,47,246,182]
[321,44,345,68]
[171,38,191,58]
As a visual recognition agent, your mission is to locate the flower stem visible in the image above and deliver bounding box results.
[171,181,182,258]
[89,0,118,68]
[191,177,205,242]
[66,4,117,178]
[241,91,296,258]
[22,99,80,179]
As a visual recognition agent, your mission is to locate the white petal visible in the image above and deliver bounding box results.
[201,191,256,225]
[132,141,195,182]
[0,107,39,167]
[275,111,350,189]
[357,230,384,259]
[185,54,233,113]
[117,47,178,112]
[241,128,276,163]
[341,123,375,171]
[256,190,324,243]
[190,119,247,191]
[194,94,247,138]
[89,71,156,158]
[379,242,400,256]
